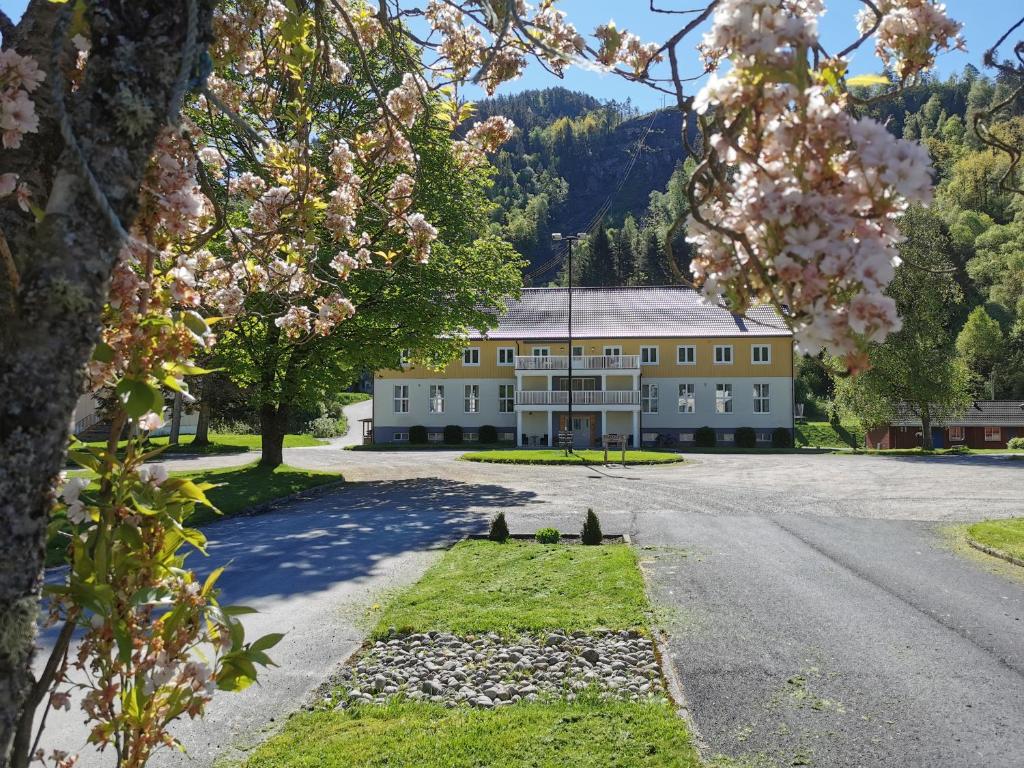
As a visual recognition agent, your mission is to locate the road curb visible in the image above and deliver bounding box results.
[967,537,1024,568]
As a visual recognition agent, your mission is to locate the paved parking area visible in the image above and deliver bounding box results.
[42,440,1024,767]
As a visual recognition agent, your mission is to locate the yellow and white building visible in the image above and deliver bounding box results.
[372,286,794,448]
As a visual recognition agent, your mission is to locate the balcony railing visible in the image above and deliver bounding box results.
[514,390,641,407]
[514,354,640,371]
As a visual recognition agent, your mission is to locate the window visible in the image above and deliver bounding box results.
[677,345,696,365]
[429,384,445,414]
[722,432,734,443]
[532,347,550,357]
[757,432,772,442]
[464,432,479,442]
[715,383,733,413]
[499,384,515,413]
[753,383,770,414]
[680,432,694,442]
[464,384,480,413]
[500,431,515,441]
[572,345,584,357]
[427,432,443,442]
[714,345,733,364]
[752,344,771,364]
[393,385,409,413]
[640,345,659,365]
[678,383,696,413]
[603,345,622,356]
[948,426,965,441]
[642,383,659,414]
[399,348,412,366]
[393,432,408,441]
[985,426,1002,442]
[462,347,480,366]
[497,347,515,366]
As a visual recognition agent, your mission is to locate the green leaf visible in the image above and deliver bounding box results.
[249,632,284,653]
[181,310,209,337]
[846,73,891,87]
[92,342,116,363]
[116,378,163,418]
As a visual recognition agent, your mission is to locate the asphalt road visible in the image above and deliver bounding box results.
[34,407,1024,768]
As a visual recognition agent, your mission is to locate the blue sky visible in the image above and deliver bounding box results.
[1,0,1011,110]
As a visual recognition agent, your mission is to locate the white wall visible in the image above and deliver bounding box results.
[640,376,792,429]
[374,378,517,428]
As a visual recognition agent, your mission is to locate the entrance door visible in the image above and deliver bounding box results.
[571,416,591,448]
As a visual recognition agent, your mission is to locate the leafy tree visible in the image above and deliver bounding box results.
[837,208,972,449]
[956,306,1006,398]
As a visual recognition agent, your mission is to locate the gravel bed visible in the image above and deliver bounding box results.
[333,629,665,709]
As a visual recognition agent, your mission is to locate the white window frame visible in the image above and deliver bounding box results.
[427,431,443,442]
[753,383,770,414]
[429,384,445,414]
[641,383,659,414]
[464,432,479,442]
[532,347,550,357]
[984,426,1001,442]
[715,383,733,414]
[498,383,515,413]
[393,384,409,413]
[497,347,515,366]
[462,347,480,366]
[464,384,480,413]
[677,345,696,365]
[948,426,965,441]
[678,382,696,413]
[603,345,622,356]
[752,344,771,364]
[399,348,412,367]
[714,345,734,365]
[680,432,694,442]
[572,345,585,357]
[640,345,659,365]
[393,431,408,441]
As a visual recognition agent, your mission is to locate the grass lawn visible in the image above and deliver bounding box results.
[77,432,326,456]
[795,421,863,449]
[461,449,683,466]
[373,540,650,637]
[334,392,372,406]
[48,463,342,565]
[245,700,700,768]
[966,518,1024,563]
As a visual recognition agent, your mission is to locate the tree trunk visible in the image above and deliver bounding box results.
[259,403,288,469]
[193,398,211,447]
[0,3,213,763]
[920,407,933,450]
[169,391,183,445]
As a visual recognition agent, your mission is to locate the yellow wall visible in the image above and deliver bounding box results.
[379,337,793,380]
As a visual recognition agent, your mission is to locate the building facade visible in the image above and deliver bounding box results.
[372,286,795,448]
[865,401,1024,449]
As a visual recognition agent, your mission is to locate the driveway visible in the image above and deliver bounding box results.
[35,438,1024,767]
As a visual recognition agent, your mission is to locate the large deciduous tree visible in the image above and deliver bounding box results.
[837,207,973,448]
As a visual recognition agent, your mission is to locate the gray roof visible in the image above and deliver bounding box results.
[471,286,791,340]
[892,401,1024,427]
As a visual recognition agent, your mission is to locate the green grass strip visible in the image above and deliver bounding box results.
[461,449,683,465]
[966,518,1024,563]
[373,540,650,637]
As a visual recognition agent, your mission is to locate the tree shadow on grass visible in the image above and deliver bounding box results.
[194,478,539,605]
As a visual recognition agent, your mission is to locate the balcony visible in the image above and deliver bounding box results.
[514,390,641,407]
[514,354,640,371]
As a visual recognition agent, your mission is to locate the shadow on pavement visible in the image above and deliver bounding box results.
[198,477,537,605]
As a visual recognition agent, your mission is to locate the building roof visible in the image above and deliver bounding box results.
[891,401,1024,427]
[470,286,792,340]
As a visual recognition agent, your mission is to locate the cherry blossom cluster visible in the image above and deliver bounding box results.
[0,46,44,149]
[686,0,953,369]
[859,0,964,82]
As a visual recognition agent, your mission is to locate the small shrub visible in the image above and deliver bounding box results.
[479,424,498,443]
[580,509,602,545]
[488,512,510,542]
[772,427,793,448]
[1007,436,1024,450]
[535,527,560,544]
[734,427,757,449]
[947,444,969,454]
[409,425,428,444]
[308,416,343,438]
[694,426,716,448]
[443,424,463,444]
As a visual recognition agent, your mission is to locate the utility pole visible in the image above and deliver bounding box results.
[552,232,587,451]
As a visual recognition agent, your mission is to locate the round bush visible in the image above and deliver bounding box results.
[535,527,560,544]
[409,425,428,445]
[694,426,716,448]
[443,425,463,444]
[1007,436,1024,450]
[479,424,498,444]
[735,427,757,449]
[308,415,343,438]
[772,427,793,448]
